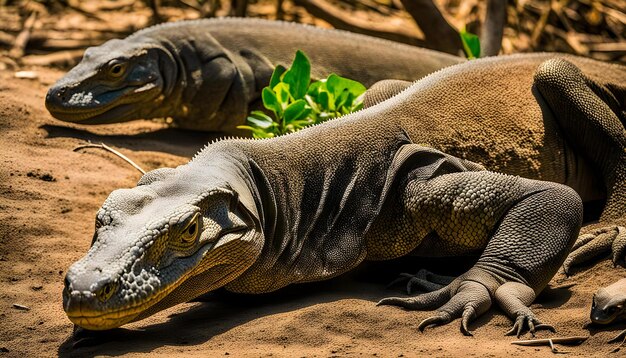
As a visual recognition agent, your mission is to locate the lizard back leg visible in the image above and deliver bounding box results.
[534,58,626,271]
[378,172,583,336]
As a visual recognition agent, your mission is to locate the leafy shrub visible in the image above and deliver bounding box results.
[460,28,481,59]
[238,50,366,139]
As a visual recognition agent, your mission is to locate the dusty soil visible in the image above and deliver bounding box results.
[1,64,626,357]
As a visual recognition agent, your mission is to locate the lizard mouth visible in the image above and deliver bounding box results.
[65,237,217,330]
[46,81,161,124]
[64,227,252,330]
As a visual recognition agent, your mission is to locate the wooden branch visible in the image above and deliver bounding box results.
[399,0,463,55]
[0,30,15,47]
[480,0,506,56]
[9,12,37,59]
[292,0,426,48]
[231,0,249,17]
[21,50,84,68]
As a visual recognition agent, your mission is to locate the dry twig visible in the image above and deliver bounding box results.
[74,142,146,175]
[9,11,37,59]
[511,336,589,354]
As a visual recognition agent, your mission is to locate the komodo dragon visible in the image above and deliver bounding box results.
[64,57,622,336]
[362,54,626,274]
[44,18,463,133]
[591,278,626,346]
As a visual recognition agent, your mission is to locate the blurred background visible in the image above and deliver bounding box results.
[0,0,624,72]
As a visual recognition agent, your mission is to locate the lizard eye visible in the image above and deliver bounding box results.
[95,217,104,230]
[107,60,127,78]
[179,213,200,246]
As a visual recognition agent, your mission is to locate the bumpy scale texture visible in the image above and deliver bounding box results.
[64,55,623,333]
[46,18,462,132]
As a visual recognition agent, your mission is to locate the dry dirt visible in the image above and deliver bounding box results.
[1,66,626,358]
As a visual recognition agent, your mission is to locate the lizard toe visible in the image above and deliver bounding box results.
[563,226,623,275]
[386,269,454,294]
[504,312,555,338]
[418,311,452,332]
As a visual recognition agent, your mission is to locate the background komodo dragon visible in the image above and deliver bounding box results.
[44,18,463,133]
[590,278,626,348]
[64,57,622,336]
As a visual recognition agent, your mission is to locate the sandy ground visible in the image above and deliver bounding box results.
[1,67,626,357]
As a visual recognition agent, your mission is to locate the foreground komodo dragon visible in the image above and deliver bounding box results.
[64,56,623,336]
[363,54,626,273]
[591,278,626,346]
[44,18,462,133]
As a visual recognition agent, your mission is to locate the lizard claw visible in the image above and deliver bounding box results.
[461,306,477,336]
[417,311,451,332]
[505,314,556,338]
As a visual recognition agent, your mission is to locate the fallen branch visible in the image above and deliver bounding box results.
[21,50,84,67]
[511,336,588,354]
[292,0,426,48]
[400,0,462,55]
[74,142,146,175]
[9,11,37,59]
[480,0,506,56]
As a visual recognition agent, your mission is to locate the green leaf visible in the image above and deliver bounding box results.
[460,28,481,59]
[306,80,323,99]
[335,90,351,110]
[283,99,311,124]
[246,111,276,129]
[236,125,275,139]
[273,82,291,109]
[282,50,311,99]
[318,91,333,111]
[262,87,281,115]
[326,74,366,99]
[269,65,287,89]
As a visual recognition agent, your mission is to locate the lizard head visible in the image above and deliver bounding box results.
[45,39,166,124]
[590,280,626,325]
[63,158,264,330]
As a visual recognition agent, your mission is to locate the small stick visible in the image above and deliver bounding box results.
[74,142,146,175]
[511,336,588,354]
[12,303,30,311]
[9,11,37,59]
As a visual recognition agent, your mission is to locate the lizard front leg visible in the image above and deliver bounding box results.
[378,171,583,336]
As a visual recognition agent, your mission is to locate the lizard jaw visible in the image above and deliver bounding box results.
[46,81,162,124]
[64,238,217,330]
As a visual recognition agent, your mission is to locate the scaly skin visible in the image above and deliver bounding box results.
[64,55,621,334]
[591,278,626,345]
[45,18,463,133]
[364,55,626,274]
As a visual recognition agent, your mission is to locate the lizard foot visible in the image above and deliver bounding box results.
[504,310,555,337]
[378,273,552,337]
[378,279,492,336]
[386,269,455,294]
[563,226,626,275]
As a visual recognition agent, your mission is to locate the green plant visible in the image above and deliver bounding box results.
[460,27,481,59]
[238,50,366,139]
